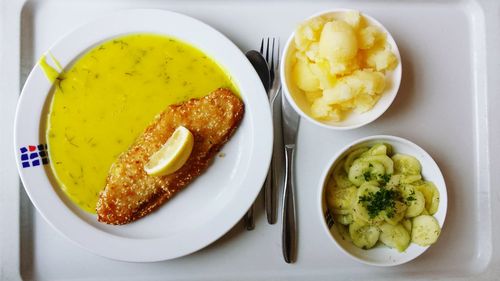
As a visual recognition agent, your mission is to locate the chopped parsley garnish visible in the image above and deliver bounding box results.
[405,190,416,205]
[358,188,399,218]
[380,174,392,185]
[361,166,392,186]
[363,171,372,181]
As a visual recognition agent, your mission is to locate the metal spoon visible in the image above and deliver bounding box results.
[246,50,270,91]
[243,50,270,230]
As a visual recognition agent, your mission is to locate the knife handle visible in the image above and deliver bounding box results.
[282,145,297,263]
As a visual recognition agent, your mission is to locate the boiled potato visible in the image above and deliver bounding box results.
[293,60,320,92]
[295,51,308,63]
[337,11,362,29]
[322,81,354,104]
[295,24,314,51]
[305,42,320,62]
[329,59,361,76]
[295,17,325,51]
[347,70,386,95]
[311,98,330,119]
[365,44,398,71]
[338,99,356,110]
[309,60,336,89]
[358,26,387,50]
[304,90,323,103]
[319,20,358,62]
[308,16,327,32]
[353,94,378,113]
[311,99,342,121]
[290,11,398,121]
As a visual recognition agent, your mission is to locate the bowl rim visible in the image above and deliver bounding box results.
[317,135,448,266]
[280,8,402,130]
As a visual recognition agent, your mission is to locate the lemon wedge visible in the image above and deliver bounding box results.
[144,126,194,176]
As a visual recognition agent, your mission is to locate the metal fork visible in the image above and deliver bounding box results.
[261,38,282,224]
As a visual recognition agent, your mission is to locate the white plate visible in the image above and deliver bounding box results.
[13,9,272,262]
[318,135,447,266]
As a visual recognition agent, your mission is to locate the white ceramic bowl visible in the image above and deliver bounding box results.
[281,9,402,130]
[318,135,447,266]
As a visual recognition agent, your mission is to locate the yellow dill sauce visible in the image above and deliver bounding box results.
[39,54,61,83]
[46,34,237,213]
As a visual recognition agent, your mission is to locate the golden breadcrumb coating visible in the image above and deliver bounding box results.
[96,88,244,224]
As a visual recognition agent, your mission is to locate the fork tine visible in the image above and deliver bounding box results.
[270,38,275,83]
[276,38,280,71]
[260,38,264,54]
[265,38,270,62]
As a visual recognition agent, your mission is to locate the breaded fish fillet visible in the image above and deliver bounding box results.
[97,88,244,224]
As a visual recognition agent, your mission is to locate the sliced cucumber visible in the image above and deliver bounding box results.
[416,181,440,215]
[400,185,425,218]
[407,190,425,217]
[333,160,353,189]
[400,174,422,184]
[357,183,380,197]
[353,184,384,223]
[334,213,353,225]
[379,223,411,252]
[337,224,352,242]
[384,143,393,156]
[349,222,380,249]
[326,186,357,214]
[411,215,441,246]
[344,147,369,173]
[386,174,401,189]
[402,219,412,233]
[392,154,421,175]
[348,159,376,186]
[368,143,388,156]
[410,179,425,186]
[348,156,392,186]
[352,211,369,226]
[384,201,407,225]
[363,155,394,175]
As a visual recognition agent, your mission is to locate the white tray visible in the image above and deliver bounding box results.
[1,0,500,280]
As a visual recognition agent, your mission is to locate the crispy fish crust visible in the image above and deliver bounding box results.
[97,88,244,224]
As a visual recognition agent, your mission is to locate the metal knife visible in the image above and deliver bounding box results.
[281,95,300,263]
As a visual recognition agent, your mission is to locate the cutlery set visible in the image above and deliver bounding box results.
[244,38,299,263]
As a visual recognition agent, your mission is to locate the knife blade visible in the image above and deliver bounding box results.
[281,95,300,263]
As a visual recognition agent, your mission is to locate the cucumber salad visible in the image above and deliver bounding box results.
[325,143,441,252]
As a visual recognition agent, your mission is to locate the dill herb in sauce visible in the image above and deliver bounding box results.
[47,34,238,213]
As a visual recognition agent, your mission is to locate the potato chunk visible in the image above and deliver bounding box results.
[338,11,362,29]
[365,44,398,71]
[292,60,320,92]
[295,17,325,51]
[358,26,384,49]
[309,60,336,89]
[319,20,358,62]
